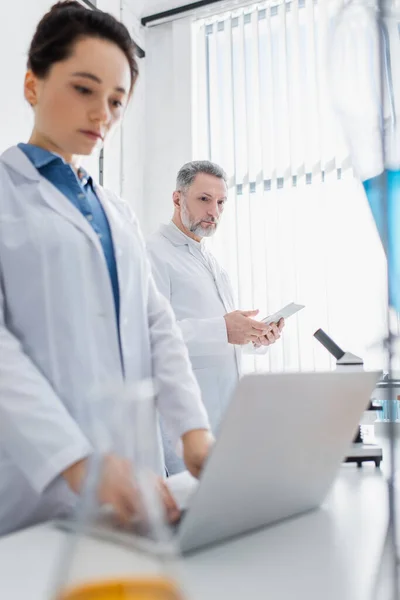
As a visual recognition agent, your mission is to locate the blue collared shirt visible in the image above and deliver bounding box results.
[18,143,120,328]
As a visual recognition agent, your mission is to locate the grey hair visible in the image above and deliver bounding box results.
[176,160,227,192]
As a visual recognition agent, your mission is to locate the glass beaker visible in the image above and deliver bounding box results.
[51,380,186,600]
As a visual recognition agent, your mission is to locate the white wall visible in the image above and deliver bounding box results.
[94,0,147,223]
[143,17,193,235]
[0,0,53,153]
[142,0,197,17]
[120,1,146,223]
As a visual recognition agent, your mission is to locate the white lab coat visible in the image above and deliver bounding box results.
[0,147,209,536]
[148,222,266,472]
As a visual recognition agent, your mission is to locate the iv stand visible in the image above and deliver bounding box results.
[373,0,399,595]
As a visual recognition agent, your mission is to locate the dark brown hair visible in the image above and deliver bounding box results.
[27,1,138,94]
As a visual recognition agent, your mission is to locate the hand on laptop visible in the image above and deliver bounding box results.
[158,478,181,523]
[62,454,180,524]
[254,318,285,347]
[182,429,214,478]
[62,454,140,524]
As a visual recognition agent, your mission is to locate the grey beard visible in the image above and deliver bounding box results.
[190,222,217,238]
[181,202,218,238]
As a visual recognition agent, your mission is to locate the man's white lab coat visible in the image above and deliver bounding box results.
[0,147,209,535]
[148,222,256,471]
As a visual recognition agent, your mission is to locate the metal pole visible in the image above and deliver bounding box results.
[374,0,399,596]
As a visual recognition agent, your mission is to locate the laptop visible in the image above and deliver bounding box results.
[56,371,379,554]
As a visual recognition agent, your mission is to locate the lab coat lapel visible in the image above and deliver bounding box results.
[212,265,233,313]
[187,243,208,270]
[161,224,215,277]
[189,244,233,312]
[94,185,139,288]
[161,222,232,312]
[39,179,104,251]
[1,146,103,253]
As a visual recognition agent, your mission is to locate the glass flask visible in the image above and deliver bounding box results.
[51,380,187,600]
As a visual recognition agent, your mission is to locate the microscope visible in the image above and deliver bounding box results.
[313,328,383,468]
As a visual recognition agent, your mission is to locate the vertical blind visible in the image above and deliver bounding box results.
[192,0,389,373]
[193,0,352,188]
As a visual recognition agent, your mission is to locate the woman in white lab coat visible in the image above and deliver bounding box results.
[0,1,212,536]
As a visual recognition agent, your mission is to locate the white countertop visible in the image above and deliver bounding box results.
[0,465,389,600]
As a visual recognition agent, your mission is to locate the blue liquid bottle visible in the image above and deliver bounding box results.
[363,169,400,311]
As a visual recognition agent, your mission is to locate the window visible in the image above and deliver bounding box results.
[192,0,387,373]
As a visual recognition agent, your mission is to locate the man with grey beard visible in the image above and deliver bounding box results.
[147,161,284,473]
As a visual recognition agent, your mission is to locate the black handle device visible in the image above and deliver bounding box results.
[313,328,345,360]
[313,327,382,467]
[313,328,381,415]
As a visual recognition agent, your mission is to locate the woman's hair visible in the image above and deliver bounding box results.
[27,1,138,94]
